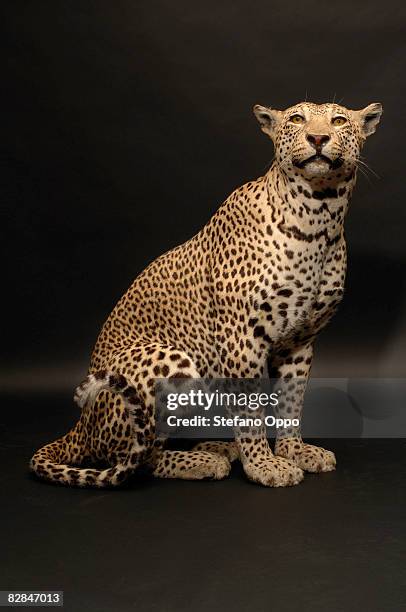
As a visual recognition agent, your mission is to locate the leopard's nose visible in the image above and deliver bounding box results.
[306,134,330,149]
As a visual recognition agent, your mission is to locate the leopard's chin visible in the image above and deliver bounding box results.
[302,159,331,178]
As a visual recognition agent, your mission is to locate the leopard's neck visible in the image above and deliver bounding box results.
[265,162,356,241]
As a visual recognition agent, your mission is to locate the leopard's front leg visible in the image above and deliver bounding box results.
[236,420,304,487]
[216,336,304,487]
[271,343,336,473]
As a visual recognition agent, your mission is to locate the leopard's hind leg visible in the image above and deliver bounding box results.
[105,342,234,481]
[153,450,231,480]
[192,440,239,462]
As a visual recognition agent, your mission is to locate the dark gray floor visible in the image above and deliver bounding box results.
[1,393,405,612]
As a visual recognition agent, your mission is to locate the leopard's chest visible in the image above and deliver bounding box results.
[254,240,346,342]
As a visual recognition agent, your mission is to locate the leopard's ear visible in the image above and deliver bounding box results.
[354,103,383,137]
[253,104,283,139]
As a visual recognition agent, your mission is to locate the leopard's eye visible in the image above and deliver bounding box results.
[289,114,305,125]
[332,116,347,126]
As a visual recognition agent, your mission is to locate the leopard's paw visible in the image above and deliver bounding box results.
[178,453,231,480]
[243,456,304,487]
[276,440,336,473]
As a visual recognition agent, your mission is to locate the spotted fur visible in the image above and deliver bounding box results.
[30,100,382,487]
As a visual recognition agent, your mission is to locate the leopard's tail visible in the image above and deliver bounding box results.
[29,370,152,488]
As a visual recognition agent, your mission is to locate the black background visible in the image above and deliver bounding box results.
[2,1,406,387]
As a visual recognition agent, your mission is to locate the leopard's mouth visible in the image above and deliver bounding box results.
[295,154,343,170]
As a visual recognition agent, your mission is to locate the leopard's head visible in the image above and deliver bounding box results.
[253,101,382,180]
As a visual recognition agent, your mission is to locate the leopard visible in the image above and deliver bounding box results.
[30,99,382,488]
